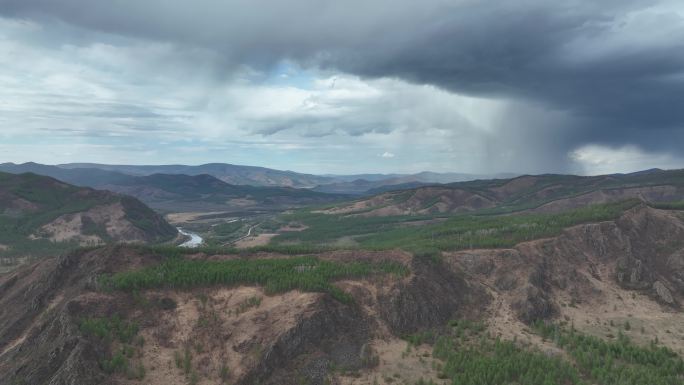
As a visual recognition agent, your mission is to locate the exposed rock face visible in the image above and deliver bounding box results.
[617,258,651,290]
[447,206,684,326]
[0,245,487,385]
[246,297,371,385]
[546,206,684,310]
[0,249,110,385]
[377,257,489,335]
[653,281,675,305]
[612,207,684,306]
[512,285,556,324]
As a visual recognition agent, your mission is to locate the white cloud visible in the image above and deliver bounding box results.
[0,17,511,174]
[5,14,682,175]
[570,144,684,175]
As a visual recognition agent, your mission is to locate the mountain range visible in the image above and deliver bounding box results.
[320,168,684,217]
[0,163,344,213]
[0,162,514,194]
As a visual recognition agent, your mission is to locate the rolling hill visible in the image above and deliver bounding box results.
[97,173,347,212]
[57,162,335,188]
[318,168,684,217]
[311,179,438,195]
[0,172,177,262]
[0,163,346,213]
[312,171,517,195]
[0,162,514,193]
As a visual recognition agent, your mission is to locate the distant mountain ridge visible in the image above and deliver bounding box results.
[0,163,345,212]
[98,173,345,212]
[314,171,518,194]
[318,168,684,217]
[0,162,517,195]
[322,171,517,184]
[57,162,335,188]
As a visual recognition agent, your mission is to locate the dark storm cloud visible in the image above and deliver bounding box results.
[319,1,684,158]
[2,0,684,171]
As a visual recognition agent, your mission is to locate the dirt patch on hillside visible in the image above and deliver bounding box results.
[278,224,308,232]
[357,188,496,217]
[137,287,322,385]
[33,202,154,245]
[315,194,391,215]
[320,187,497,217]
[234,233,277,248]
[9,198,39,212]
[33,212,102,244]
[166,212,220,224]
[227,198,258,207]
[338,338,447,385]
[559,273,684,355]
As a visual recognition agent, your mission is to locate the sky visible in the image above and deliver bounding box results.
[1,1,684,175]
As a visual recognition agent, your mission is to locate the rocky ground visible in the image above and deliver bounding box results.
[1,205,683,384]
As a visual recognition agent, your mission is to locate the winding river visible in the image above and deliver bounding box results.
[177,227,203,248]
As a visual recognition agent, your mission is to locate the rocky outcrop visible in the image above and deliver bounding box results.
[243,297,371,385]
[653,281,675,305]
[512,285,556,324]
[616,257,652,290]
[0,245,173,385]
[0,249,108,385]
[447,206,684,326]
[611,207,684,306]
[378,257,489,335]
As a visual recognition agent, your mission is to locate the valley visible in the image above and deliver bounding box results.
[5,3,684,384]
[2,166,684,384]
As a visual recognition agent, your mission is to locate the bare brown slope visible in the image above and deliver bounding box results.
[0,247,486,385]
[0,172,177,251]
[1,206,684,384]
[446,205,684,352]
[318,170,684,217]
[319,186,496,217]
